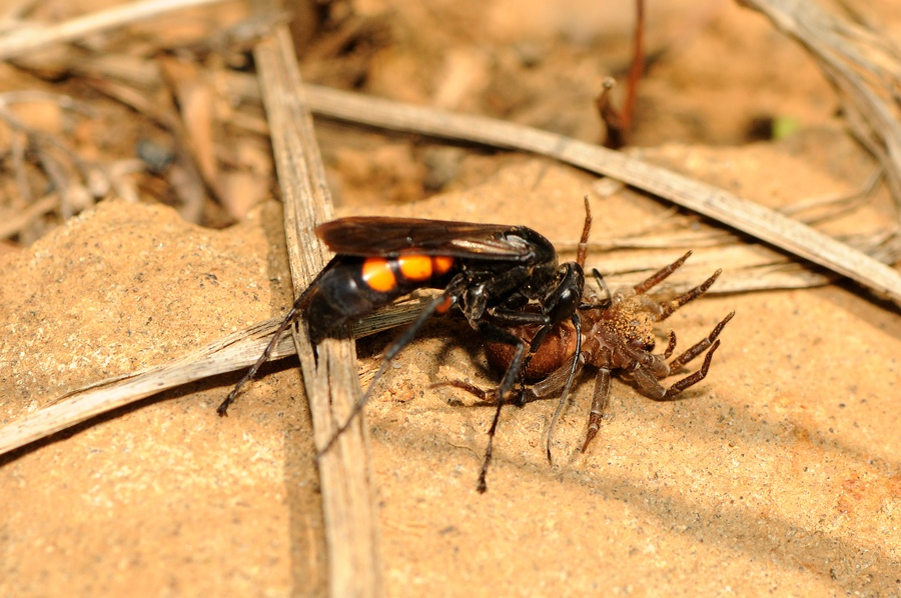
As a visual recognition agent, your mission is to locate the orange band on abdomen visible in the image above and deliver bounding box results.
[432,255,454,275]
[397,254,434,281]
[361,257,397,292]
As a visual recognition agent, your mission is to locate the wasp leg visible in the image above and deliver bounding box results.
[217,269,330,415]
[315,287,463,459]
[217,303,302,416]
[469,320,529,493]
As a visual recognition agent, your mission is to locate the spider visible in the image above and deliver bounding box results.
[440,250,734,461]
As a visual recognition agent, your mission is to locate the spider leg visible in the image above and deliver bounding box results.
[658,269,722,320]
[431,379,498,403]
[661,330,677,360]
[432,362,574,406]
[581,367,612,453]
[662,339,721,399]
[633,251,693,295]
[576,196,592,268]
[667,311,734,371]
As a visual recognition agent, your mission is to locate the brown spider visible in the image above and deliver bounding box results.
[441,251,734,461]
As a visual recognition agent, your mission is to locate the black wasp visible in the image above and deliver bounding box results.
[218,213,587,492]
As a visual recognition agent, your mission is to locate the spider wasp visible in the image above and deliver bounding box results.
[219,208,591,492]
[440,248,734,464]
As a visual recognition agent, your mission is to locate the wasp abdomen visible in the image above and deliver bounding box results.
[304,254,458,342]
[361,254,455,291]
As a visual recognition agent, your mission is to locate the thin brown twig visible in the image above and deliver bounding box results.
[621,0,645,135]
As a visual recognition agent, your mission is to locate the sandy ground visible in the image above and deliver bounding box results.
[3,148,901,596]
[3,0,901,596]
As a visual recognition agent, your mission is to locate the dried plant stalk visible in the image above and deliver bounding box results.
[0,297,435,458]
[0,317,293,455]
[300,83,901,307]
[741,0,901,213]
[251,11,382,598]
[0,0,227,60]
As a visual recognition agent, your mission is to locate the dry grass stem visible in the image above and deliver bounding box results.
[0,193,58,239]
[0,316,294,456]
[0,92,131,235]
[0,0,228,61]
[742,0,901,213]
[0,294,430,459]
[252,6,382,595]
[300,83,901,306]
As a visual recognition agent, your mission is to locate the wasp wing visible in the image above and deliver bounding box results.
[315,217,538,260]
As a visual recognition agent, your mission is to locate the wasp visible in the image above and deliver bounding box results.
[440,250,734,464]
[219,211,589,491]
